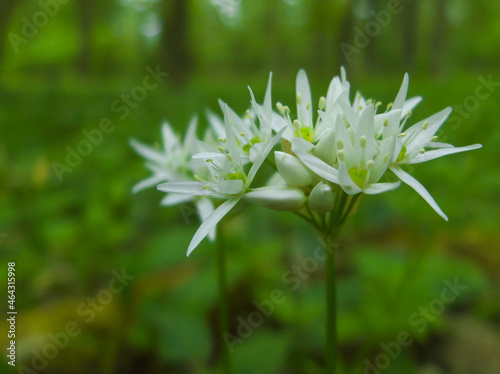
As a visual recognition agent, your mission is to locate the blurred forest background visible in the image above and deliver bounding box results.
[0,0,499,373]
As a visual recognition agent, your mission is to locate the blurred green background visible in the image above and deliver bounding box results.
[0,0,499,373]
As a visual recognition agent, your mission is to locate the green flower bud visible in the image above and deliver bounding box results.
[309,182,334,213]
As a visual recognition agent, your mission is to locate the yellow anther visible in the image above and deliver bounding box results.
[296,93,303,105]
[336,139,344,150]
[399,132,407,137]
[383,118,389,127]
[227,154,232,161]
[421,121,429,130]
[419,148,425,154]
[366,160,374,169]
[430,136,438,141]
[203,185,211,189]
[217,146,225,152]
[306,102,311,110]
[293,119,300,130]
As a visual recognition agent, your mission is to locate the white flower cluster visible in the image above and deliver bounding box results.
[131,69,481,255]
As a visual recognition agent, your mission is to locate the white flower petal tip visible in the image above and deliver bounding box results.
[243,187,306,211]
[309,182,334,213]
[391,167,448,221]
[187,198,241,256]
[275,151,313,187]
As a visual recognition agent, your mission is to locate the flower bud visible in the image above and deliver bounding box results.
[275,151,312,187]
[314,130,336,165]
[244,187,306,211]
[309,182,334,213]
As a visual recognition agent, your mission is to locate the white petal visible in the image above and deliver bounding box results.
[205,110,225,138]
[187,198,241,256]
[407,144,482,164]
[223,104,242,165]
[247,128,285,184]
[162,121,179,153]
[338,162,362,195]
[291,138,339,183]
[184,116,198,155]
[130,138,165,164]
[243,187,306,211]
[405,107,452,154]
[401,96,422,117]
[157,181,211,196]
[161,193,193,206]
[363,181,401,195]
[390,167,448,221]
[296,69,313,127]
[132,175,166,193]
[393,73,409,111]
[195,198,216,241]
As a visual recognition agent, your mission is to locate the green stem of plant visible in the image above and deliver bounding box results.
[324,230,337,374]
[217,225,231,374]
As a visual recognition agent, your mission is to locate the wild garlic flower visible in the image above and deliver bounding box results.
[130,119,216,239]
[158,105,294,256]
[131,68,482,255]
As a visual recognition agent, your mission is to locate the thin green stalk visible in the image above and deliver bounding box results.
[324,230,337,374]
[217,225,231,374]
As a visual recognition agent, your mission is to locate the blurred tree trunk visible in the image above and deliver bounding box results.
[159,0,192,86]
[364,0,380,71]
[336,0,356,67]
[429,0,448,74]
[76,0,95,76]
[400,0,418,70]
[0,0,16,74]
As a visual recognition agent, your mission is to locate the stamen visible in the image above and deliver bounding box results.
[383,119,389,127]
[421,121,429,130]
[283,105,291,114]
[399,132,407,137]
[386,102,393,111]
[296,93,303,105]
[245,110,252,119]
[337,150,345,162]
[203,185,211,189]
[383,153,389,163]
[293,119,300,130]
[194,175,201,181]
[358,105,363,111]
[375,101,382,108]
[217,137,227,143]
[359,136,367,148]
[336,139,344,150]
[366,159,374,169]
[318,96,326,110]
[205,159,213,163]
[430,136,438,141]
[227,154,232,161]
[217,146,225,152]
[276,102,285,115]
[306,102,311,110]
[419,148,425,154]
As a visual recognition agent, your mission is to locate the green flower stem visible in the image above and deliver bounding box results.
[324,230,337,374]
[217,225,232,374]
